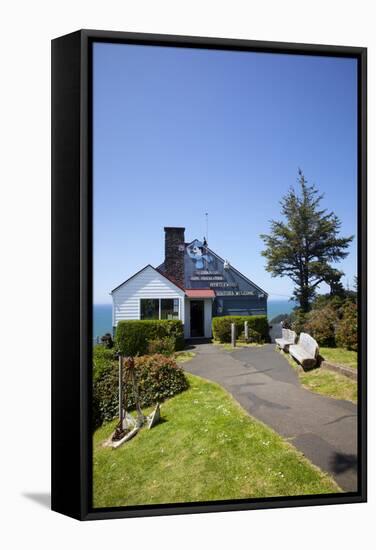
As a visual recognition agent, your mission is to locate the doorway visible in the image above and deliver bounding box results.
[190,300,204,337]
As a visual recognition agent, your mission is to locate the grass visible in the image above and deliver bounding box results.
[174,351,196,363]
[319,347,358,369]
[213,340,263,351]
[93,373,340,508]
[280,350,357,403]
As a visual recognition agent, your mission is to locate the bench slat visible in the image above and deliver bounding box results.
[289,333,319,369]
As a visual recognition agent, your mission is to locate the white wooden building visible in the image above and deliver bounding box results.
[111,227,267,339]
[112,264,186,329]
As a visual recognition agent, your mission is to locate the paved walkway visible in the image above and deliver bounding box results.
[184,343,358,492]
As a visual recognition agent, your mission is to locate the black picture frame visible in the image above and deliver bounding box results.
[51,29,367,521]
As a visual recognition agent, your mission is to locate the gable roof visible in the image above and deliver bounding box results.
[185,239,269,296]
[110,264,185,294]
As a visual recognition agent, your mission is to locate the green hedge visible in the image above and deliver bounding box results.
[147,336,176,356]
[115,320,184,357]
[92,351,188,428]
[212,315,269,343]
[238,327,262,344]
[93,345,117,383]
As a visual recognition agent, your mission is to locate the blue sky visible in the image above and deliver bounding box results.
[93,42,358,304]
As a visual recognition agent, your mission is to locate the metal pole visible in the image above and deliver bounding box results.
[245,321,248,341]
[129,356,144,426]
[118,354,123,428]
[231,323,236,347]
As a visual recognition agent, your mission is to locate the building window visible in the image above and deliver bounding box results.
[140,298,180,320]
[140,299,159,320]
[161,298,179,320]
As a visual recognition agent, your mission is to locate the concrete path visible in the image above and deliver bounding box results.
[184,343,358,492]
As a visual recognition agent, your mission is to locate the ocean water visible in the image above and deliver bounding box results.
[267,299,297,321]
[93,304,112,339]
[93,299,296,339]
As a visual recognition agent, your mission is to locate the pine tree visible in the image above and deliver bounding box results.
[260,170,353,312]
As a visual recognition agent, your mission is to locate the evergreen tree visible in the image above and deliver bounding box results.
[260,170,353,312]
[327,271,346,298]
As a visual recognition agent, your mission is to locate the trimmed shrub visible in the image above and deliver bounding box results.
[93,345,117,383]
[336,301,358,351]
[239,328,262,344]
[115,320,184,357]
[305,305,338,347]
[93,353,188,428]
[147,336,175,356]
[212,315,269,343]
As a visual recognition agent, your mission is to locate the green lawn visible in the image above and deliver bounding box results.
[281,350,357,403]
[93,373,339,508]
[175,351,196,363]
[299,369,357,403]
[320,347,358,369]
[213,340,262,351]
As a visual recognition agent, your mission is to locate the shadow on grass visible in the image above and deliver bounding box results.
[151,416,167,428]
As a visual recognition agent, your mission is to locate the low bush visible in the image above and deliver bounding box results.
[212,315,269,343]
[100,333,114,348]
[305,305,338,347]
[239,328,262,344]
[93,345,117,383]
[115,320,184,357]
[147,336,176,356]
[336,301,358,351]
[93,353,188,428]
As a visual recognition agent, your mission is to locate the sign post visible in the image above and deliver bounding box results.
[118,354,123,427]
[245,321,248,341]
[231,323,236,348]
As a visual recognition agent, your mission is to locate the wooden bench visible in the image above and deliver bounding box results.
[275,328,297,352]
[289,332,319,370]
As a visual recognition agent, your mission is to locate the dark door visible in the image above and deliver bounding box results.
[190,300,204,337]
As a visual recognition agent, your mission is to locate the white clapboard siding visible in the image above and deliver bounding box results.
[112,265,185,327]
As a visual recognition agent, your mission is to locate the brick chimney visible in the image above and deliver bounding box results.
[164,227,185,287]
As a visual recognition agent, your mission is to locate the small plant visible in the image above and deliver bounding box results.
[100,332,114,349]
